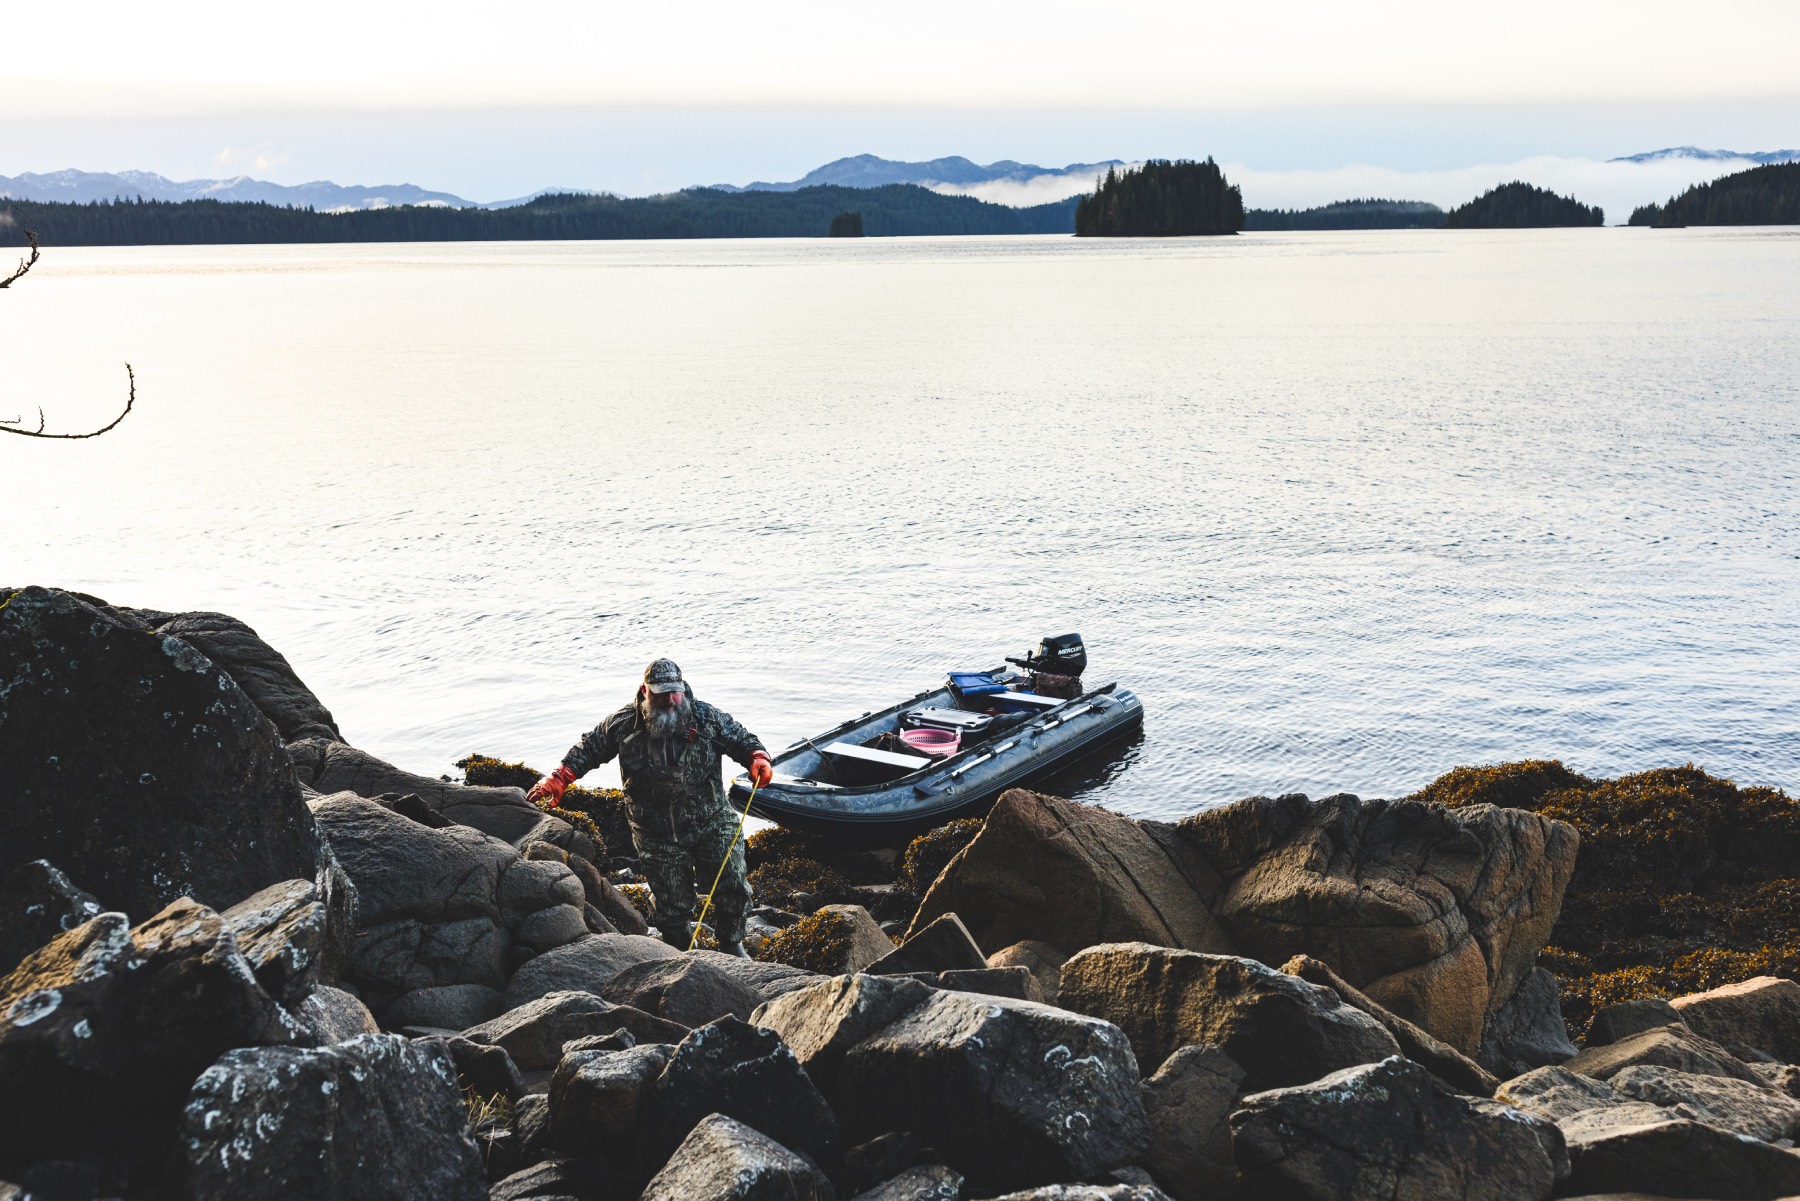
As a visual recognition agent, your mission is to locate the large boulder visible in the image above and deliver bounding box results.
[293,985,380,1045]
[1670,977,1800,1064]
[176,1033,485,1200]
[835,988,1149,1188]
[0,860,105,978]
[907,790,1233,957]
[309,794,591,1010]
[382,983,506,1031]
[136,609,341,743]
[1562,1024,1765,1084]
[1587,997,1684,1047]
[1557,1112,1800,1199]
[289,737,590,853]
[1057,944,1400,1094]
[751,973,935,1096]
[602,955,764,1027]
[689,950,824,1005]
[464,990,689,1070]
[549,1042,674,1164]
[1476,966,1578,1078]
[1230,1056,1567,1201]
[1608,1065,1800,1142]
[1185,792,1579,1055]
[639,1114,833,1201]
[503,935,682,1009]
[0,587,331,921]
[220,878,331,1009]
[1139,1044,1243,1201]
[1281,953,1499,1096]
[640,1016,839,1169]
[869,913,989,977]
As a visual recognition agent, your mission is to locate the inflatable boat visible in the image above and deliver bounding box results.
[728,637,1143,839]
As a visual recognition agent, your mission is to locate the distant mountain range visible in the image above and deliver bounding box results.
[6,148,1798,217]
[709,154,1124,193]
[0,169,479,211]
[1608,146,1800,166]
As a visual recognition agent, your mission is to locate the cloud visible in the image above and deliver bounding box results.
[930,167,1136,208]
[213,144,290,175]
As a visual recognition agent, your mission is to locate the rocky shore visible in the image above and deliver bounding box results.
[3,584,1798,1201]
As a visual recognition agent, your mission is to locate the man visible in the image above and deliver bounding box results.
[527,659,773,955]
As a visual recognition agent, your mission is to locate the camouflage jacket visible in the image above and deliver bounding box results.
[561,696,765,841]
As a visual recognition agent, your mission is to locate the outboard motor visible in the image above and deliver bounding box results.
[1008,633,1087,678]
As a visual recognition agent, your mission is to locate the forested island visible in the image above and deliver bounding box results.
[0,185,1076,245]
[1075,159,1244,236]
[1244,199,1445,230]
[1443,182,1604,228]
[1630,161,1800,226]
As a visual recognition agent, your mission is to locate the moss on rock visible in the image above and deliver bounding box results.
[1407,761,1800,1041]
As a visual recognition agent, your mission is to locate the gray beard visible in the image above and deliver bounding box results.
[644,704,684,742]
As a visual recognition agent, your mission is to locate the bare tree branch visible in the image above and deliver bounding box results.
[0,228,39,289]
[0,364,136,440]
[1,228,139,439]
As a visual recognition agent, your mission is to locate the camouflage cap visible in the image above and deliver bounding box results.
[643,658,686,694]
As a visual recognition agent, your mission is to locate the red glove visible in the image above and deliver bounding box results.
[527,764,577,807]
[749,751,773,788]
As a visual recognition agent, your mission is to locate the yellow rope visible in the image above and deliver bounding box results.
[690,779,758,951]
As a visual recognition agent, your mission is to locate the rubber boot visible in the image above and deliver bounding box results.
[659,921,694,951]
[717,939,751,959]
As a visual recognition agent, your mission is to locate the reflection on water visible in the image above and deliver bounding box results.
[6,229,1799,821]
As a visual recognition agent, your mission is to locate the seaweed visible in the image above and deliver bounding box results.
[1408,761,1800,1041]
[756,908,860,973]
[897,818,985,896]
[455,753,541,791]
[746,856,857,913]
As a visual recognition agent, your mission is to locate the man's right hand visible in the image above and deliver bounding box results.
[527,764,577,807]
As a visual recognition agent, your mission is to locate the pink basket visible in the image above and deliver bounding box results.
[900,727,961,757]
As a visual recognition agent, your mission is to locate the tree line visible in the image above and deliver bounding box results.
[1245,199,1446,230]
[1442,182,1604,228]
[0,185,1078,246]
[1630,162,1800,227]
[1075,160,1245,236]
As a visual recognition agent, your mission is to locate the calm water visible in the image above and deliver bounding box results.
[5,230,1798,820]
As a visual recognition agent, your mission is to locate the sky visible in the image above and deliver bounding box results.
[5,0,1798,204]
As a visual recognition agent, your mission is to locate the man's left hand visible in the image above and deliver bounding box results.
[749,751,773,788]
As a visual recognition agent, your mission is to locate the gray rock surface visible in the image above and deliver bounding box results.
[177,1033,485,1200]
[1608,1065,1800,1142]
[1563,1024,1765,1084]
[1139,1044,1244,1201]
[1282,952,1499,1095]
[985,1187,1173,1200]
[869,913,989,976]
[290,736,594,853]
[0,587,331,922]
[601,954,764,1026]
[1558,1113,1800,1199]
[488,1156,635,1201]
[220,878,329,1008]
[986,940,1067,1004]
[751,973,934,1096]
[141,609,341,742]
[383,982,506,1030]
[1588,998,1684,1047]
[464,990,688,1070]
[1230,1055,1567,1201]
[1058,943,1400,1093]
[1671,977,1800,1065]
[0,860,104,978]
[837,988,1149,1188]
[292,985,379,1044]
[937,966,1040,1002]
[640,1016,839,1168]
[639,1114,833,1201]
[689,949,824,1003]
[549,1042,673,1163]
[1477,966,1579,1078]
[502,934,682,1009]
[851,1163,963,1201]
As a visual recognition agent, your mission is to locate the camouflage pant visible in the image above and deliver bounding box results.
[631,811,752,946]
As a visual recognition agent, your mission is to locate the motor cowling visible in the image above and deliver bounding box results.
[1009,633,1087,678]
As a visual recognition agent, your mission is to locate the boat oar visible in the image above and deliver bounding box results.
[689,778,758,951]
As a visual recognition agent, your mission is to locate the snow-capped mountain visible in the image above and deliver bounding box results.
[1608,146,1800,166]
[0,169,478,211]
